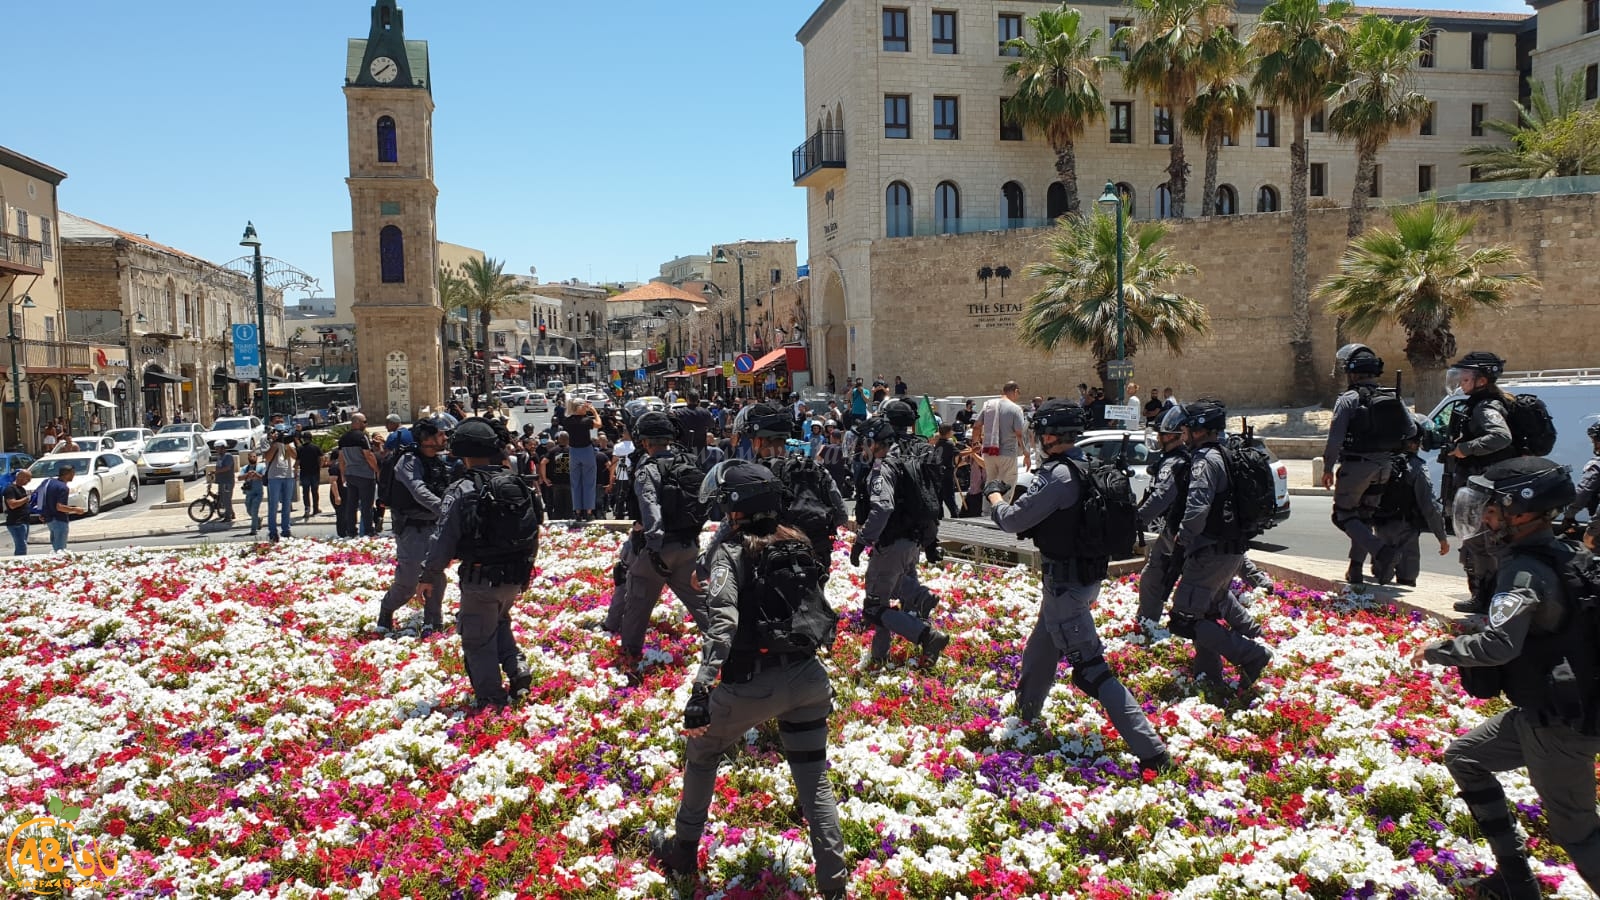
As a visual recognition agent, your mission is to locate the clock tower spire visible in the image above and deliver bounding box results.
[344,0,441,421]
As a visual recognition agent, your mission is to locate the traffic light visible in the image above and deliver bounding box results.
[539,324,546,338]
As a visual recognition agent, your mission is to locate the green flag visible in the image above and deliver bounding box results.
[916,394,938,438]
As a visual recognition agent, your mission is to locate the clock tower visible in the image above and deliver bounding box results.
[344,0,442,421]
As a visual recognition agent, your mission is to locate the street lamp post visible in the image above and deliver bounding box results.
[239,222,269,421]
[1096,181,1128,405]
[123,308,146,430]
[712,247,760,356]
[6,294,35,451]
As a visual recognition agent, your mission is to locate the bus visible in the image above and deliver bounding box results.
[265,381,359,426]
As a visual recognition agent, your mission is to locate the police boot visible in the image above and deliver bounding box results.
[917,626,951,668]
[1463,803,1542,900]
[1455,595,1490,614]
[1461,861,1540,900]
[1345,558,1365,585]
[648,831,698,878]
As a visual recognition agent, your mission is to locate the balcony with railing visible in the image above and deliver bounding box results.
[792,130,845,185]
[8,339,92,373]
[0,233,45,277]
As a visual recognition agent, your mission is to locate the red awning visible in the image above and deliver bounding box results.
[497,356,524,370]
[661,369,708,379]
[749,349,788,374]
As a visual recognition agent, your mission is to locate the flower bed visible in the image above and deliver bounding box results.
[0,532,1588,899]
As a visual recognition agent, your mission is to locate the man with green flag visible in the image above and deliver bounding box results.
[915,395,939,439]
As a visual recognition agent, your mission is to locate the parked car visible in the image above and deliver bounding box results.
[521,391,550,412]
[496,386,532,404]
[450,386,471,403]
[27,451,140,517]
[106,428,155,460]
[158,422,206,438]
[51,435,117,454]
[0,453,35,491]
[203,416,265,453]
[136,434,212,483]
[622,396,665,429]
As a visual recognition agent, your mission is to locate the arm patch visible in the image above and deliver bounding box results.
[1488,592,1527,629]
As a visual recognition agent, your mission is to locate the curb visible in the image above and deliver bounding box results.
[1288,487,1333,497]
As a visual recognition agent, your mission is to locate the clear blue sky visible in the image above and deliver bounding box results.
[21,0,1528,299]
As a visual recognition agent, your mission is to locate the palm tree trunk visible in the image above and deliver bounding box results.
[1055,141,1081,214]
[1169,109,1189,218]
[1347,145,1376,238]
[1200,125,1221,216]
[1288,113,1317,403]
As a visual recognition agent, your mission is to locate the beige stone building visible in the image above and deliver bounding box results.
[794,0,1533,386]
[59,213,288,430]
[0,146,90,451]
[527,279,612,380]
[1528,0,1600,97]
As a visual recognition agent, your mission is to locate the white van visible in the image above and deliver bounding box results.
[545,379,565,395]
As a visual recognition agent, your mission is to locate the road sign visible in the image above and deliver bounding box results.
[1104,404,1140,424]
[635,368,647,383]
[684,354,697,367]
[232,324,260,380]
[722,361,735,378]
[1106,360,1135,380]
[736,374,755,387]
[734,353,756,374]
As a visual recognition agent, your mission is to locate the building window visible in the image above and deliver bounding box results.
[998,13,1022,55]
[380,225,406,283]
[1588,64,1599,101]
[886,181,913,237]
[1215,184,1238,215]
[1255,107,1277,147]
[181,294,191,329]
[40,217,51,260]
[1419,165,1435,193]
[1421,102,1436,136]
[377,116,398,163]
[1256,185,1280,212]
[1000,97,1024,140]
[1047,182,1068,218]
[934,96,960,140]
[1310,106,1325,133]
[1154,106,1174,145]
[1110,18,1132,61]
[932,10,957,54]
[1002,181,1025,221]
[935,181,961,233]
[1470,165,1483,182]
[884,94,910,139]
[1588,0,1598,33]
[1310,163,1327,197]
[1471,103,1486,137]
[1419,32,1436,68]
[1470,32,1487,70]
[1370,165,1383,198]
[15,209,27,240]
[1110,101,1133,144]
[1155,184,1173,219]
[883,8,908,52]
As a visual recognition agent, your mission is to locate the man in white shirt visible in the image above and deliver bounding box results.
[971,380,1031,512]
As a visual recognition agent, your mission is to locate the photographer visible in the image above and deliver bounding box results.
[296,430,324,519]
[263,426,298,542]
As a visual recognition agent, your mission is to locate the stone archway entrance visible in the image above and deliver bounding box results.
[819,268,846,391]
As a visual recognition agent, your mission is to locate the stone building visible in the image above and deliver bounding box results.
[59,212,288,430]
[793,0,1533,386]
[1528,0,1600,90]
[527,278,611,381]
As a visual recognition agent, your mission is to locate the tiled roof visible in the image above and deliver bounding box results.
[57,212,219,268]
[607,283,708,305]
[1352,5,1532,21]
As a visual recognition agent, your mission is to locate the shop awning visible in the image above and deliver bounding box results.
[661,369,708,379]
[143,370,185,386]
[84,397,115,409]
[749,349,788,374]
[534,355,575,366]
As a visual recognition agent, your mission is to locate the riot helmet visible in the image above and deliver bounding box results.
[1453,456,1575,544]
[1585,418,1600,444]
[741,402,792,439]
[699,459,784,517]
[1030,400,1090,439]
[633,411,676,440]
[1157,405,1187,435]
[450,417,501,458]
[880,398,917,430]
[1334,343,1384,377]
[1447,351,1506,389]
[854,415,897,446]
[1179,399,1227,434]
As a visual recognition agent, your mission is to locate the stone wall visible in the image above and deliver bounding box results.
[867,192,1600,407]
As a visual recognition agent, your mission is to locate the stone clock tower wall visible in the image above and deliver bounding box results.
[344,0,443,421]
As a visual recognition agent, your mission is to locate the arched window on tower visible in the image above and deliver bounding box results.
[1215,184,1238,215]
[885,181,913,237]
[1256,185,1280,213]
[1047,182,1068,219]
[935,181,961,234]
[1002,181,1025,224]
[380,226,405,283]
[377,116,398,163]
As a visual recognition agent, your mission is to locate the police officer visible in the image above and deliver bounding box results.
[1371,423,1450,587]
[733,402,847,565]
[376,418,452,637]
[608,411,707,668]
[1414,457,1600,899]
[983,401,1171,772]
[1445,351,1518,613]
[418,417,538,709]
[1136,406,1191,631]
[1322,343,1403,584]
[851,406,950,669]
[1169,400,1274,691]
[650,463,847,898]
[1559,420,1600,549]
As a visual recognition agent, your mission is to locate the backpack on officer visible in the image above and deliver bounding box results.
[1216,423,1280,541]
[745,537,838,655]
[459,468,544,569]
[649,449,709,536]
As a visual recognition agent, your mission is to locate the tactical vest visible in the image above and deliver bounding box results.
[1193,445,1244,549]
[1152,449,1191,536]
[1456,393,1518,471]
[1022,459,1084,562]
[397,452,451,522]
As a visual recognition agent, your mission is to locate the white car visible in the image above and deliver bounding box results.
[521,391,550,412]
[27,451,140,517]
[158,422,206,439]
[496,386,532,403]
[51,435,117,454]
[137,434,212,483]
[203,416,265,453]
[107,427,155,459]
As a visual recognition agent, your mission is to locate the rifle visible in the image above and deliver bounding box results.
[1114,433,1146,550]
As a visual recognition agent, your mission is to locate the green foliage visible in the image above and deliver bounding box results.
[1249,0,1353,118]
[1328,16,1430,155]
[1003,4,1114,210]
[1462,69,1600,180]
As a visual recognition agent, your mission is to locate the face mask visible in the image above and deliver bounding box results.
[1452,483,1494,544]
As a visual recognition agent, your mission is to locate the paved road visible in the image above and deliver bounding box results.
[1251,493,1461,579]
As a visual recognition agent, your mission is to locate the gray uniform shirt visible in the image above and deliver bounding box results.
[1455,395,1513,465]
[1401,452,1448,540]
[1138,449,1189,530]
[1566,456,1600,520]
[422,466,489,576]
[694,539,747,687]
[1177,444,1230,552]
[632,450,674,551]
[989,449,1083,535]
[1323,382,1383,461]
[395,452,445,524]
[858,459,896,546]
[1424,533,1567,668]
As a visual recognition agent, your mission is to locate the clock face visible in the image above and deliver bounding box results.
[369,56,399,84]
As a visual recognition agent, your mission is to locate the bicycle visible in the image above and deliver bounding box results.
[188,477,222,524]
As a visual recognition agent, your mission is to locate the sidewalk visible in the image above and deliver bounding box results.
[1281,458,1332,497]
[31,480,331,546]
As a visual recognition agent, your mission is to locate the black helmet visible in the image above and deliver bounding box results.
[855,415,897,445]
[1179,399,1227,432]
[1030,399,1090,437]
[700,459,783,516]
[411,418,442,441]
[742,402,791,438]
[1449,351,1506,382]
[634,411,675,439]
[1455,457,1574,543]
[880,398,917,429]
[1335,342,1384,376]
[1586,419,1600,443]
[1157,405,1187,435]
[450,417,500,458]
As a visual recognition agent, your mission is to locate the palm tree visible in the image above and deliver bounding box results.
[1124,0,1234,218]
[1183,27,1254,216]
[1250,0,1353,402]
[1004,5,1115,216]
[1318,202,1535,407]
[1328,15,1431,238]
[1462,70,1600,181]
[459,256,524,351]
[1018,207,1209,390]
[438,265,470,347]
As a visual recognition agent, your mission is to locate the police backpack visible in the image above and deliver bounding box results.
[1506,393,1558,457]
[1345,385,1413,453]
[652,450,709,537]
[1214,432,1279,541]
[1066,457,1141,561]
[746,539,838,654]
[880,436,945,544]
[770,454,836,536]
[459,469,544,567]
[1373,454,1420,526]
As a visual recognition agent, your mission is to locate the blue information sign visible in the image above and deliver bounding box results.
[635,368,648,383]
[232,324,260,379]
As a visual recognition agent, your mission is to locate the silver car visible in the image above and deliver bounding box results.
[137,434,212,483]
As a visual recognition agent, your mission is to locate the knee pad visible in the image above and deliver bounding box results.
[862,597,888,628]
[1168,612,1199,640]
[1070,658,1114,697]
